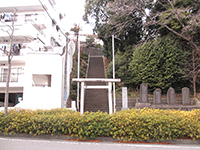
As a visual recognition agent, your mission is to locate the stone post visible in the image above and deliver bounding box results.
[71,101,77,111]
[140,83,148,103]
[167,87,176,104]
[135,83,150,108]
[122,87,128,110]
[182,87,190,105]
[154,88,161,104]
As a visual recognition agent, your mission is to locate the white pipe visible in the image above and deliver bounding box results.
[80,82,85,115]
[108,82,113,114]
[85,85,109,89]
[112,35,116,113]
[77,38,80,111]
[72,78,121,82]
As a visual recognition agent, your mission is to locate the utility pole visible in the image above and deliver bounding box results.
[70,24,81,111]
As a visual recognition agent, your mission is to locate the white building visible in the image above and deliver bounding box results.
[0,0,75,109]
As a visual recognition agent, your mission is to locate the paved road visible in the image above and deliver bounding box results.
[0,137,200,150]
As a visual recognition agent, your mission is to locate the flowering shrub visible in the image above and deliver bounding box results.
[0,108,199,141]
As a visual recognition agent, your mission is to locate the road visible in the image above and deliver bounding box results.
[0,137,200,150]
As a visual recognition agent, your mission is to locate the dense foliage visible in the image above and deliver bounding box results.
[0,108,199,141]
[86,35,95,47]
[97,17,143,59]
[84,0,200,95]
[70,50,88,100]
[128,36,188,93]
[107,46,133,85]
[107,36,190,93]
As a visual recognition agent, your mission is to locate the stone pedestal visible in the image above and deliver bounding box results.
[135,102,151,108]
[71,101,77,111]
[122,87,128,110]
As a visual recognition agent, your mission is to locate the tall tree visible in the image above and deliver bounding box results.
[0,11,16,115]
[70,23,81,50]
[107,0,200,54]
[83,0,143,57]
[107,46,134,84]
[83,0,112,32]
[128,36,188,93]
[185,48,200,96]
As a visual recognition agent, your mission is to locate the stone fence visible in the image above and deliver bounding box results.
[116,83,200,111]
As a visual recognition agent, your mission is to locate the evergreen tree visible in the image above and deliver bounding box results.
[128,36,188,93]
[107,46,134,83]
[84,0,143,59]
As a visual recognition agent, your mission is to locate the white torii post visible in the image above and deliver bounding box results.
[80,82,85,114]
[72,78,121,114]
[108,82,113,114]
[77,39,80,111]
[112,35,116,113]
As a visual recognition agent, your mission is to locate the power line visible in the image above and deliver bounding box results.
[38,0,67,39]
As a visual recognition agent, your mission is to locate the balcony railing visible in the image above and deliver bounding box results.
[0,73,24,82]
[0,13,47,26]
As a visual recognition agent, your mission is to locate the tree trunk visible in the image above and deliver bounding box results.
[193,76,197,97]
[4,56,11,115]
[4,12,15,115]
[192,49,197,96]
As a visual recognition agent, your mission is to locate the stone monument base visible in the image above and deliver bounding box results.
[121,107,129,110]
[134,102,200,110]
[135,102,151,108]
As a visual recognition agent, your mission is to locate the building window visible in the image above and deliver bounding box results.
[32,74,51,87]
[10,68,18,82]
[0,68,24,82]
[0,68,7,82]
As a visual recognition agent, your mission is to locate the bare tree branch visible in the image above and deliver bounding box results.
[107,0,200,53]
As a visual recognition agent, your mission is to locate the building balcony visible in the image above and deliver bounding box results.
[0,24,45,44]
[0,13,48,27]
[0,60,24,94]
[0,73,24,93]
[0,55,26,64]
[0,1,44,13]
[0,69,24,91]
[0,72,24,82]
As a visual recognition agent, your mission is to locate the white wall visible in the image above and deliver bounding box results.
[23,54,63,109]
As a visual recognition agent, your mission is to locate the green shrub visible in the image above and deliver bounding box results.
[110,108,200,141]
[0,108,199,141]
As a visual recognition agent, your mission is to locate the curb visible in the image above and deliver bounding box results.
[0,133,200,146]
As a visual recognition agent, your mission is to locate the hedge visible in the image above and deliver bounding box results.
[0,108,199,141]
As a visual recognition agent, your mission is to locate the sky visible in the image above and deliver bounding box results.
[56,0,93,35]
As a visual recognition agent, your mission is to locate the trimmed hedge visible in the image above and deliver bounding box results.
[0,108,199,141]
